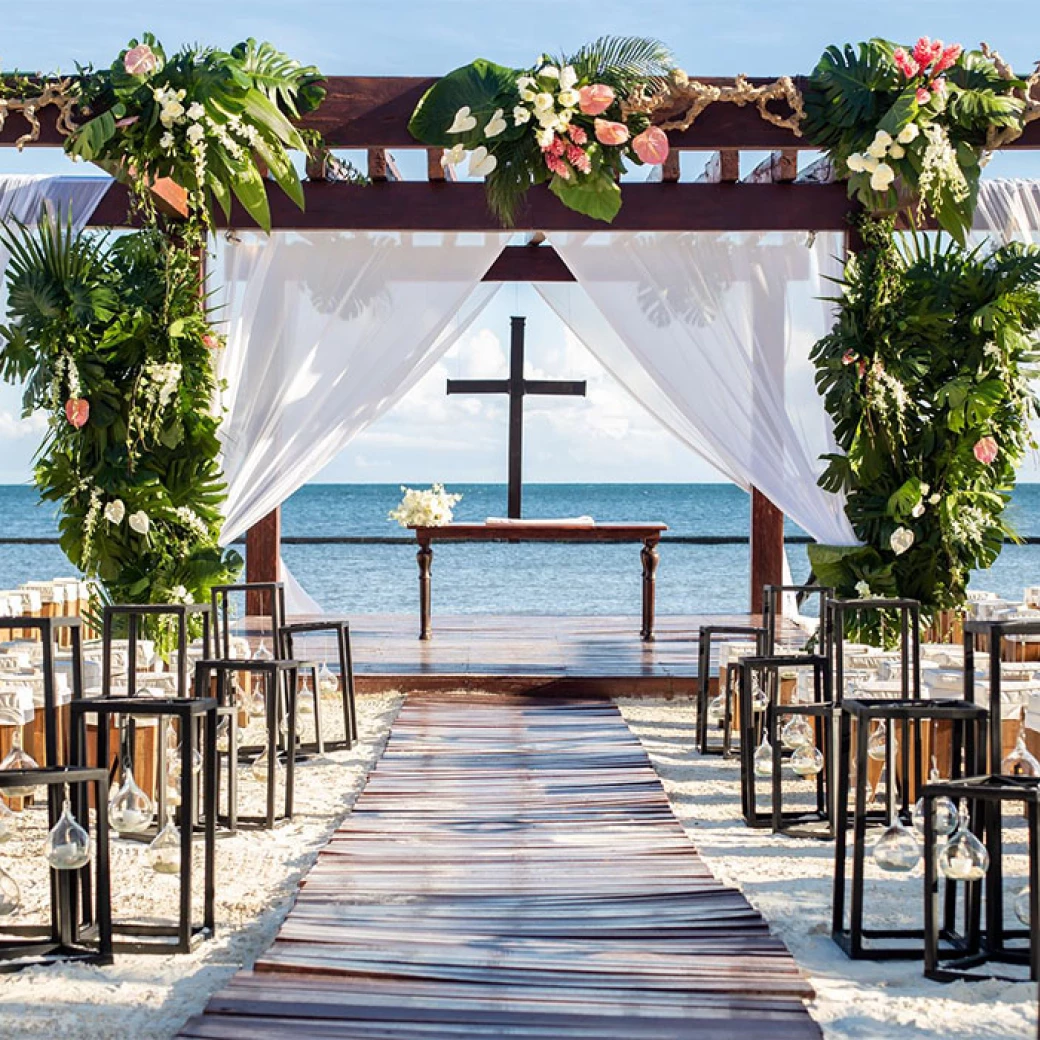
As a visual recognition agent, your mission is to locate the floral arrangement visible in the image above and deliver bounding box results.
[389,485,463,528]
[803,36,1026,240]
[66,35,324,231]
[0,219,241,607]
[808,218,1040,617]
[408,37,674,224]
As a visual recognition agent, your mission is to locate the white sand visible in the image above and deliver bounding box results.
[0,692,403,1040]
[618,696,1039,1040]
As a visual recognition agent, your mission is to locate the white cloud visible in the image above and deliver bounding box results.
[0,410,48,439]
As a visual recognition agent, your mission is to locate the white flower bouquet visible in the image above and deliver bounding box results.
[389,484,462,528]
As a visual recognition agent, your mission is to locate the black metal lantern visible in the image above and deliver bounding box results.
[832,697,987,960]
[923,774,1040,983]
[696,624,765,757]
[762,584,833,654]
[737,653,834,837]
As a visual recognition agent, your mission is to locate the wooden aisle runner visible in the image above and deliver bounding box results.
[179,695,822,1039]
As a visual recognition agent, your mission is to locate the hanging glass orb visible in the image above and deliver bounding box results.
[873,821,921,873]
[252,640,274,661]
[164,721,179,753]
[1015,886,1032,926]
[108,770,154,835]
[0,729,40,798]
[45,797,91,870]
[867,720,892,762]
[297,679,315,717]
[251,747,282,784]
[0,798,16,844]
[750,677,769,713]
[790,743,825,777]
[318,662,338,696]
[246,683,267,719]
[1001,731,1040,778]
[147,810,181,875]
[215,717,231,753]
[0,864,20,916]
[753,735,773,777]
[911,795,959,839]
[164,780,181,808]
[781,715,813,750]
[706,694,726,724]
[167,742,203,785]
[938,828,990,881]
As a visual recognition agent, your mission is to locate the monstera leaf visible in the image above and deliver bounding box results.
[408,60,517,148]
[549,171,622,223]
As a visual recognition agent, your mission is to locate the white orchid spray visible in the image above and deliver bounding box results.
[389,485,463,528]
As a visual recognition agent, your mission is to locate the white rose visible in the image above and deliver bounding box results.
[533,92,555,113]
[513,105,531,126]
[846,153,866,173]
[867,139,889,159]
[559,66,578,90]
[517,75,535,90]
[520,88,537,102]
[536,110,559,130]
[890,526,914,556]
[128,510,151,535]
[888,143,905,159]
[872,129,893,148]
[539,65,560,79]
[861,154,880,173]
[535,126,555,149]
[870,163,895,191]
[556,108,573,128]
[557,88,580,108]
[103,499,125,525]
[897,123,921,144]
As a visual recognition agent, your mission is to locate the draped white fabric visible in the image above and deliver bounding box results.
[214,231,507,544]
[975,179,1040,244]
[0,175,111,311]
[539,232,858,546]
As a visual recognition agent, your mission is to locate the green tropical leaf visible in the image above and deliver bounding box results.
[408,59,517,147]
[549,172,622,223]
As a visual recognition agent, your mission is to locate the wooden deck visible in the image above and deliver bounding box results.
[178,694,821,1039]
[287,613,795,696]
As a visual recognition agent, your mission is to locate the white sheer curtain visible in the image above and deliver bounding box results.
[539,231,858,546]
[213,230,506,609]
[0,175,111,310]
[975,179,1040,244]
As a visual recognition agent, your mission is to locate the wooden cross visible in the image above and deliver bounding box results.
[447,315,586,518]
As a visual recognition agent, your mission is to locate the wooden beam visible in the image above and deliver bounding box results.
[750,489,785,614]
[698,150,740,183]
[246,508,281,589]
[426,148,456,182]
[482,245,574,281]
[744,150,798,184]
[661,150,681,183]
[367,147,401,182]
[86,179,855,232]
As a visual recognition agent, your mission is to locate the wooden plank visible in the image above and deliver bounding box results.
[179,695,821,1039]
[697,150,740,183]
[245,507,281,591]
[750,490,785,613]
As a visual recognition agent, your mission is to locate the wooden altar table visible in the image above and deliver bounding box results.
[410,522,668,642]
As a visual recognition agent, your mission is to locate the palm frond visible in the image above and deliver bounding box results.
[562,36,674,98]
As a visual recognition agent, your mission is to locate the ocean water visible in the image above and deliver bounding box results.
[1,482,1039,616]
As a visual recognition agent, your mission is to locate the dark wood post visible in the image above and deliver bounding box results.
[507,316,525,518]
[750,489,784,615]
[246,508,281,608]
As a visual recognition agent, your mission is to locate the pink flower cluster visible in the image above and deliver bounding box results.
[893,37,962,105]
[543,124,593,180]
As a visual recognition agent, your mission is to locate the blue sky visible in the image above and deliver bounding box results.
[3,1,1040,484]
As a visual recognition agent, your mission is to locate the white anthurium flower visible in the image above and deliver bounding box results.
[103,499,125,525]
[513,105,531,126]
[897,123,920,144]
[539,65,560,79]
[911,501,926,518]
[888,143,906,159]
[128,510,151,535]
[870,163,896,192]
[441,143,467,167]
[558,65,578,90]
[447,106,477,134]
[535,126,555,149]
[854,580,872,598]
[467,146,498,177]
[890,526,914,556]
[484,108,507,137]
[557,88,580,109]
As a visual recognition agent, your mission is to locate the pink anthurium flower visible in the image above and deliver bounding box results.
[65,398,89,429]
[123,43,157,77]
[973,436,999,464]
[632,126,669,165]
[202,333,221,350]
[594,118,629,147]
[578,84,615,116]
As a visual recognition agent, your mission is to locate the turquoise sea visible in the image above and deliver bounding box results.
[1,483,1039,615]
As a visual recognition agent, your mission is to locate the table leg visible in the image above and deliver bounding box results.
[641,540,660,642]
[418,544,433,641]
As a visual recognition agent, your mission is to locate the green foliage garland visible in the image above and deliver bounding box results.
[408,36,675,225]
[803,36,1026,242]
[809,217,1040,614]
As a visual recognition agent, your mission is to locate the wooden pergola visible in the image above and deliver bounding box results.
[7,75,1040,611]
